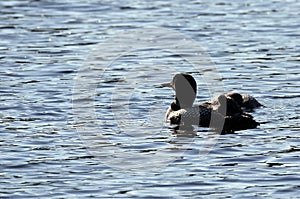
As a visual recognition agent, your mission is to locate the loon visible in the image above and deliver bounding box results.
[202,91,263,112]
[161,73,260,133]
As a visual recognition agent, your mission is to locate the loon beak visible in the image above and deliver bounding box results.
[160,82,173,88]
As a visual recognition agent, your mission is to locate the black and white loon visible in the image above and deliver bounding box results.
[161,73,261,133]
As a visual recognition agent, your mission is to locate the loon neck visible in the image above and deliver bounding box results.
[172,97,194,110]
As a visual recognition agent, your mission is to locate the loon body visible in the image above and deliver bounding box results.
[162,73,260,133]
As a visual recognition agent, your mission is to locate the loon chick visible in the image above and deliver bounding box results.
[161,73,259,133]
[202,92,263,113]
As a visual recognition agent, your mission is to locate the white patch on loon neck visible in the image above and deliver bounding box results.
[180,103,193,109]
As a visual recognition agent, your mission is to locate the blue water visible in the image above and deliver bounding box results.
[1,0,300,198]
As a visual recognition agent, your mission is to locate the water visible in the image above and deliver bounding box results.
[1,0,300,198]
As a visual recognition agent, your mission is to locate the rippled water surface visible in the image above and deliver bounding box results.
[1,0,300,198]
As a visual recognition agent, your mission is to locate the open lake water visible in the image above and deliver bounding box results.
[1,0,300,198]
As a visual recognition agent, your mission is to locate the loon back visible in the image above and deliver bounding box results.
[241,94,263,109]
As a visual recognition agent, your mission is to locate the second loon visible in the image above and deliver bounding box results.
[161,73,261,133]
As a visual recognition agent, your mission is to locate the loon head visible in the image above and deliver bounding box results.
[162,73,197,109]
[226,92,243,107]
